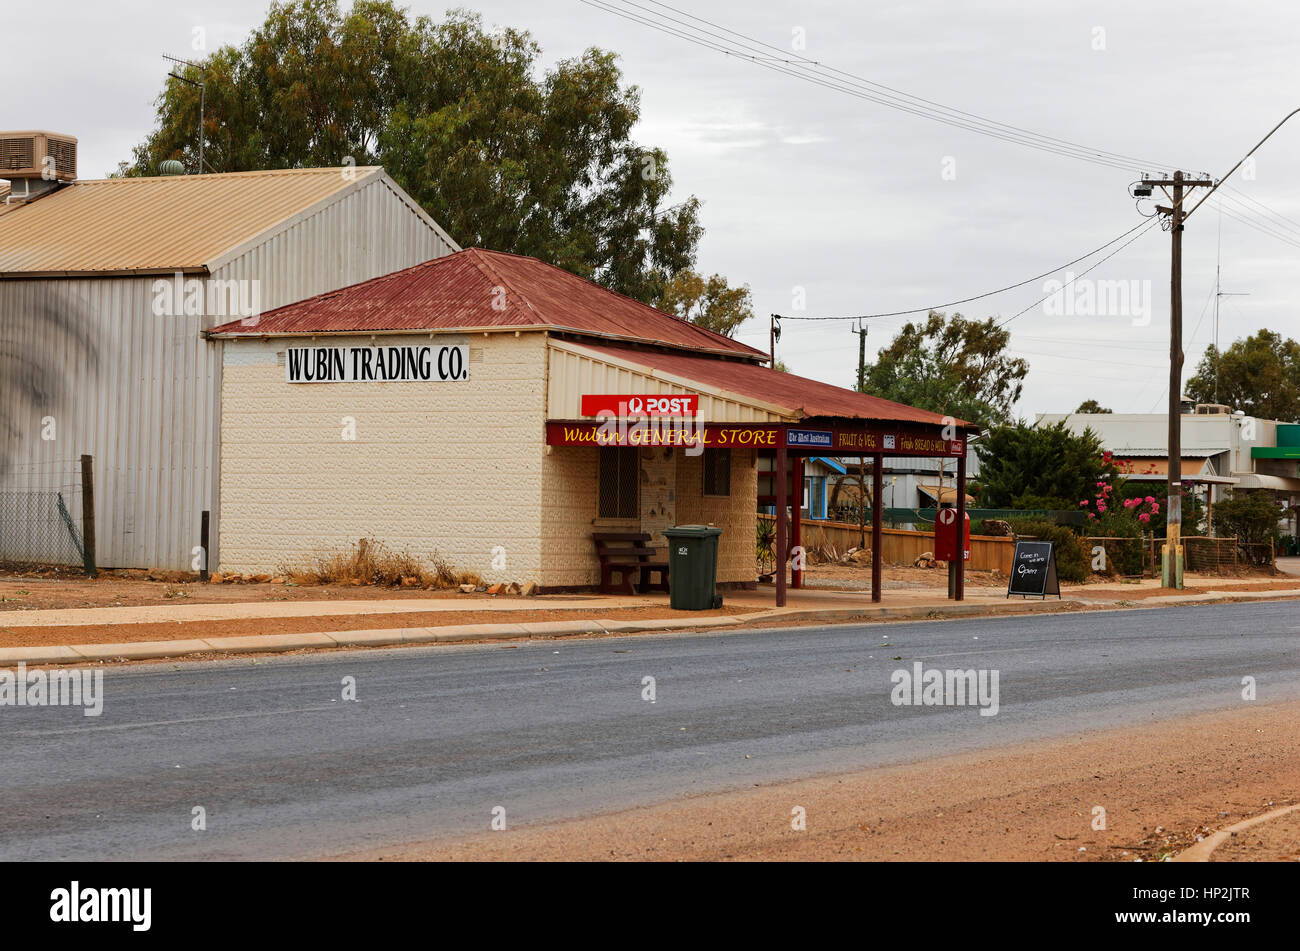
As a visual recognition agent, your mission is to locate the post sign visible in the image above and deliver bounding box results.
[1007,541,1061,599]
[934,508,970,562]
[580,394,699,416]
[286,345,468,383]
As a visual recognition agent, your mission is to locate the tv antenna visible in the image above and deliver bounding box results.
[1212,203,1250,404]
[162,53,208,173]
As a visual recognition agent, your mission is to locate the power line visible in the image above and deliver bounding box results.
[1213,196,1300,251]
[1133,109,1300,582]
[636,0,1187,170]
[1221,185,1300,238]
[1139,282,1216,414]
[1216,202,1300,250]
[778,219,1153,322]
[1188,277,1218,343]
[580,0,1186,172]
[1006,348,1182,371]
[1013,334,1171,352]
[993,218,1162,329]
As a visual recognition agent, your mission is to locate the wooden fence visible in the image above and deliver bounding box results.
[758,514,1014,574]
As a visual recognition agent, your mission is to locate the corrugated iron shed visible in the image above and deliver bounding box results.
[0,166,455,277]
[0,165,459,570]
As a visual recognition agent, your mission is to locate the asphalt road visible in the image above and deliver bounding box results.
[3,601,1298,860]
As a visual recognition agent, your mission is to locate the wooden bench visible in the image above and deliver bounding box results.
[592,532,669,595]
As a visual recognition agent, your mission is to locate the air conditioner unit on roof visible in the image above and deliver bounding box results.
[0,131,77,182]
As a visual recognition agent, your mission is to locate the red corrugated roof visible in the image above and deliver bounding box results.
[210,248,764,359]
[572,342,973,428]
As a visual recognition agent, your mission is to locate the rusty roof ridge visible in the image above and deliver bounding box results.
[250,252,463,325]
[497,249,761,355]
[463,248,545,320]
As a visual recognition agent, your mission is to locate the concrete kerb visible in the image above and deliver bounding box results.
[71,640,215,662]
[200,633,339,653]
[599,617,743,633]
[748,600,1091,625]
[0,645,83,665]
[1172,802,1300,862]
[0,616,752,667]
[4,587,1300,668]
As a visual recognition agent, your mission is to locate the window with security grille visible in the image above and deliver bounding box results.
[598,447,639,518]
[703,448,731,496]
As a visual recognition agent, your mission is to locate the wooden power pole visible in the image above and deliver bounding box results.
[853,320,868,391]
[1141,170,1212,588]
[1135,110,1300,581]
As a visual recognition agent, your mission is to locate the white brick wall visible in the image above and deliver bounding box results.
[219,332,546,581]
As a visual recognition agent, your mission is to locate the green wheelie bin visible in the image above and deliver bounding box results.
[662,525,723,610]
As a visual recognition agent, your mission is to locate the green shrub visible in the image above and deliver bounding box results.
[1007,519,1090,582]
[1082,517,1146,576]
[1213,491,1284,544]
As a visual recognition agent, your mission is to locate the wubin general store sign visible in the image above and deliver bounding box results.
[286,344,469,382]
[547,420,964,456]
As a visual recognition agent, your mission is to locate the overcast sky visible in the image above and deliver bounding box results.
[6,0,1299,418]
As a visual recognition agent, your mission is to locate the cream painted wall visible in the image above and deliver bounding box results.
[538,443,757,587]
[538,444,601,588]
[676,447,758,584]
[218,332,546,581]
[639,446,677,545]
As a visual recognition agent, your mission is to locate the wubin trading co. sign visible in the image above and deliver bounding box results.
[285,345,469,382]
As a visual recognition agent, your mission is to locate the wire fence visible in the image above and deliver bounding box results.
[0,459,88,571]
[1184,536,1276,573]
[1083,535,1155,577]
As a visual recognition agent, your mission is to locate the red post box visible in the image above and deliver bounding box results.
[934,508,970,562]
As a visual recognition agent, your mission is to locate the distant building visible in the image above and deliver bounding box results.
[826,450,979,517]
[758,456,844,519]
[759,447,979,528]
[1037,404,1300,530]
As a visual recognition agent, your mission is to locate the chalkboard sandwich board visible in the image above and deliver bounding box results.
[1007,540,1061,599]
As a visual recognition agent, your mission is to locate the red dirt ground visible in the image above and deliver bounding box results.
[335,700,1300,862]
